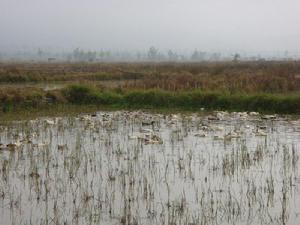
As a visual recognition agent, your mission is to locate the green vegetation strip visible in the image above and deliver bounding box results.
[62,85,300,114]
[1,84,300,115]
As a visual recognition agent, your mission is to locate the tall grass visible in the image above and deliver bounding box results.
[1,61,300,93]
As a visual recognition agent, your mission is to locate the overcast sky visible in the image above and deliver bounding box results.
[0,0,300,54]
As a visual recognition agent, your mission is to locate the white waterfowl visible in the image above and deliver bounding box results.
[194,133,207,137]
[224,131,241,140]
[45,119,55,125]
[139,128,154,134]
[211,125,224,132]
[7,140,22,150]
[200,125,211,131]
[261,115,276,120]
[255,129,267,136]
[171,114,179,119]
[249,112,259,116]
[128,133,141,140]
[213,135,224,141]
[207,116,220,121]
[237,112,248,120]
[145,139,162,145]
[33,142,49,147]
[80,115,91,121]
[135,132,163,144]
[215,111,228,120]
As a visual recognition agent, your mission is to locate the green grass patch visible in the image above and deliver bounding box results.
[62,85,300,114]
[1,84,300,116]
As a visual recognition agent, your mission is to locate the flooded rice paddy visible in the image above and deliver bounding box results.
[0,111,300,225]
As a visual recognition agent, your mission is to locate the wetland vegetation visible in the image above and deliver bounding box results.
[2,0,300,224]
[0,62,300,225]
[1,61,300,114]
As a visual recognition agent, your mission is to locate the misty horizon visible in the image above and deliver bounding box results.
[1,0,300,56]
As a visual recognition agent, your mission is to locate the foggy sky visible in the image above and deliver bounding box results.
[1,0,300,54]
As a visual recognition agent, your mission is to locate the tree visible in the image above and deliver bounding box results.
[167,50,178,61]
[147,46,158,61]
[37,48,44,58]
[233,53,240,62]
[87,51,97,62]
[191,50,206,61]
[73,48,82,61]
[210,52,221,61]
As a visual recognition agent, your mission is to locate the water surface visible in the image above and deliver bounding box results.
[0,111,299,225]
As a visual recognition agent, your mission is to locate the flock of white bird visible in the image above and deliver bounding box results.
[0,110,282,151]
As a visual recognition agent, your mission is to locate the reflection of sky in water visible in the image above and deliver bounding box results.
[0,111,300,225]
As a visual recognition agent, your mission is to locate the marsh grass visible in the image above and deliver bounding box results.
[1,61,300,93]
[63,85,300,114]
[1,84,300,114]
[1,61,300,114]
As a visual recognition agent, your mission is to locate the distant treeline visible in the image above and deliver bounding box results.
[0,47,298,62]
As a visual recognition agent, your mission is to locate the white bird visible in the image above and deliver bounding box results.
[224,131,241,140]
[261,115,276,120]
[255,129,267,137]
[249,112,259,116]
[140,128,153,134]
[128,135,139,140]
[213,135,224,141]
[194,133,207,137]
[7,140,22,150]
[45,119,55,125]
[80,115,91,121]
[245,125,251,129]
[211,125,224,132]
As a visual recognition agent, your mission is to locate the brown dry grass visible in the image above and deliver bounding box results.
[1,61,300,93]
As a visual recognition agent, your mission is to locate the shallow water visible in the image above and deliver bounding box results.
[0,111,300,225]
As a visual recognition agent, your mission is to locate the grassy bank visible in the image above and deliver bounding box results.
[1,84,299,115]
[63,85,300,114]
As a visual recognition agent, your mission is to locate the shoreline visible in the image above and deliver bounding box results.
[1,85,300,114]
